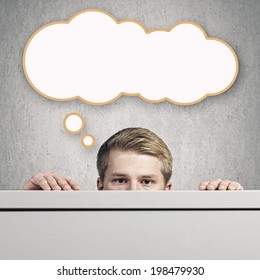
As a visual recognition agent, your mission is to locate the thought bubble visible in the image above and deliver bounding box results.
[64,113,95,148]
[64,112,84,134]
[23,9,238,105]
[81,134,95,148]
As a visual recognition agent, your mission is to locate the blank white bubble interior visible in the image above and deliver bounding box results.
[24,11,238,105]
[83,135,94,146]
[65,114,83,132]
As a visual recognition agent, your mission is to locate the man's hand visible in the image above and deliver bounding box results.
[199,179,243,191]
[23,172,81,191]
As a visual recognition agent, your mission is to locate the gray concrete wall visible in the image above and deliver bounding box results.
[0,0,259,190]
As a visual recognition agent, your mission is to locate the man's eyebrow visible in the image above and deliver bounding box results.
[139,175,158,179]
[111,173,159,178]
[111,172,128,177]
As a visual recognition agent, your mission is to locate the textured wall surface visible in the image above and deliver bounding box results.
[0,0,259,190]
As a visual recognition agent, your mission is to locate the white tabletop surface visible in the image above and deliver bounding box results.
[0,190,259,209]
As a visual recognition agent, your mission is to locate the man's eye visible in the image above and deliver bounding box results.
[142,179,154,185]
[113,179,127,184]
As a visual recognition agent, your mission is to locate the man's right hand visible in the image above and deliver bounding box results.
[22,172,81,191]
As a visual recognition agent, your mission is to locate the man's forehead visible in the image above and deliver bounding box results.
[107,149,160,162]
[106,149,164,174]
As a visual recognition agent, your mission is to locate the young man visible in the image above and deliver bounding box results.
[23,127,243,191]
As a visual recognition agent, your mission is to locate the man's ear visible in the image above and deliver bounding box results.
[97,178,104,190]
[164,181,172,191]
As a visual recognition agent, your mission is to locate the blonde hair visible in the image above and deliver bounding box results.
[97,127,173,184]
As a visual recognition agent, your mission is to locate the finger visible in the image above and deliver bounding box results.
[65,178,81,190]
[199,181,210,190]
[31,173,51,190]
[228,181,243,191]
[218,180,231,190]
[206,179,222,190]
[43,174,62,191]
[236,183,244,190]
[51,173,72,190]
[23,180,42,190]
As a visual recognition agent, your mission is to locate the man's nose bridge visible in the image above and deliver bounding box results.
[129,180,138,190]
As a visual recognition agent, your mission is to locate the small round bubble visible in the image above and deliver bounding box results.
[81,134,95,148]
[64,113,84,134]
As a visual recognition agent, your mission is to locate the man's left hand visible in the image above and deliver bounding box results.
[199,179,243,191]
